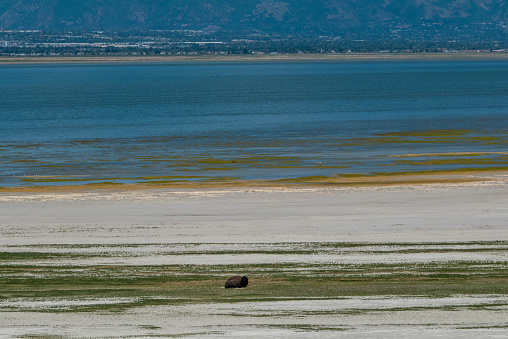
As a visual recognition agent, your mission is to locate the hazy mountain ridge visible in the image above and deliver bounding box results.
[1,0,507,32]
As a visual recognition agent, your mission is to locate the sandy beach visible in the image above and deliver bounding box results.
[2,180,508,244]
[1,180,507,338]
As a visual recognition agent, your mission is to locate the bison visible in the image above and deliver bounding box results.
[225,275,248,288]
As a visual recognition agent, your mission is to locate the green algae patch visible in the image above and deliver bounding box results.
[72,139,102,145]
[137,180,192,185]
[284,167,508,186]
[190,156,302,167]
[202,177,241,182]
[194,158,239,165]
[390,152,508,158]
[341,136,407,146]
[21,177,95,183]
[139,175,205,180]
[85,182,125,186]
[377,129,474,137]
[343,129,506,148]
[200,167,237,171]
[394,158,508,166]
[345,166,508,177]
[272,176,332,184]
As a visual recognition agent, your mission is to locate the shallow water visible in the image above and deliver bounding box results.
[1,61,507,186]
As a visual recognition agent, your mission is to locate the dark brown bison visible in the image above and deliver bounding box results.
[225,275,248,288]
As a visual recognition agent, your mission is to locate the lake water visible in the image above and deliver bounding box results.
[1,60,507,186]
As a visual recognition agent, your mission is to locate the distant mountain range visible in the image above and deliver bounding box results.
[1,0,507,33]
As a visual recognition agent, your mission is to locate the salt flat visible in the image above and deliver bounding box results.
[1,181,508,245]
[1,182,507,338]
[1,296,507,338]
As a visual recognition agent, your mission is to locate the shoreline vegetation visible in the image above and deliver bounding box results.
[2,168,508,193]
[1,52,508,64]
[3,241,507,304]
[3,241,507,336]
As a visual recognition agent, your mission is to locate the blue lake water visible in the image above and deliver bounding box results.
[1,60,507,186]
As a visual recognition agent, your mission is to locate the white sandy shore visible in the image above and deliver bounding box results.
[1,181,508,245]
[1,182,508,338]
[1,296,507,338]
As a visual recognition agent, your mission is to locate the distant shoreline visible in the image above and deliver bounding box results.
[1,52,508,64]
